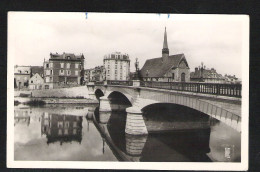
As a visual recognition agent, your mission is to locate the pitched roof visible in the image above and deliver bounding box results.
[140,54,186,78]
[31,66,44,76]
[190,68,224,79]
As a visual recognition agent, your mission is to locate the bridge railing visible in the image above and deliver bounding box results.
[140,81,242,98]
[107,80,133,86]
[95,81,104,86]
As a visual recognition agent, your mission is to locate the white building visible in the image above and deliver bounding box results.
[103,52,130,81]
[29,73,44,90]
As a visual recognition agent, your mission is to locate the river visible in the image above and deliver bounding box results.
[14,102,241,162]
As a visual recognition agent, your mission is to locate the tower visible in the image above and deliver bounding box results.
[162,27,169,60]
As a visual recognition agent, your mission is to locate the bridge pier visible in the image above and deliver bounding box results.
[99,111,112,124]
[125,134,147,158]
[86,106,96,119]
[99,97,112,112]
[125,106,148,135]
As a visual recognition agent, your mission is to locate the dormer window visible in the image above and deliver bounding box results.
[67,56,71,59]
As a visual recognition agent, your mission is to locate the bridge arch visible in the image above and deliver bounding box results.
[107,91,132,106]
[95,89,104,100]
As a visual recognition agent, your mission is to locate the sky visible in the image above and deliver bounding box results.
[8,12,247,78]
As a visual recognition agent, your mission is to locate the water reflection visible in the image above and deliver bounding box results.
[14,104,117,161]
[14,102,240,162]
[94,103,240,162]
[41,112,83,145]
[14,108,30,126]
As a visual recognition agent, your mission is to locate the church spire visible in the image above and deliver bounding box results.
[162,27,169,59]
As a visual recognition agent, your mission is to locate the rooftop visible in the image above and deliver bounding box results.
[104,52,130,60]
[49,52,84,60]
[140,54,187,78]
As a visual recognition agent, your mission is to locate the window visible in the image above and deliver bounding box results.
[60,70,64,75]
[73,122,77,127]
[67,70,71,76]
[115,70,117,74]
[46,77,50,83]
[172,73,175,79]
[64,121,70,128]
[61,63,64,68]
[50,77,52,82]
[58,121,63,128]
[46,70,50,75]
[46,63,49,68]
[75,64,79,68]
[73,129,77,135]
[31,81,33,83]
[58,129,62,135]
[67,63,70,69]
[115,60,118,64]
[24,77,27,81]
[50,70,53,75]
[50,63,53,68]
[75,71,78,75]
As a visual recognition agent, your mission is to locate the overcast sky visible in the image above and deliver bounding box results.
[9,12,247,78]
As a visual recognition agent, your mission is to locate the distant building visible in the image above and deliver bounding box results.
[190,64,225,83]
[103,52,130,81]
[29,73,44,90]
[224,74,240,84]
[14,65,31,89]
[84,69,91,84]
[43,52,85,89]
[93,66,106,82]
[140,27,190,82]
[41,113,83,145]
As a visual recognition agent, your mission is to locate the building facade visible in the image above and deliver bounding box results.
[14,66,31,89]
[103,52,130,81]
[190,64,225,83]
[140,27,190,82]
[29,73,44,90]
[43,52,85,89]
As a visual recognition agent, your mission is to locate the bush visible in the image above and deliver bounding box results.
[24,99,46,106]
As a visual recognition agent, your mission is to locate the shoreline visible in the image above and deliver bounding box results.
[14,96,98,104]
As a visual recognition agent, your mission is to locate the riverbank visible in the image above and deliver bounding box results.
[14,97,98,105]
[14,86,89,98]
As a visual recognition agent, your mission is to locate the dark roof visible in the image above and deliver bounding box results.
[50,53,84,60]
[31,66,44,76]
[191,68,224,79]
[140,54,186,77]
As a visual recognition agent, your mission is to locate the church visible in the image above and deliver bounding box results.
[140,27,190,82]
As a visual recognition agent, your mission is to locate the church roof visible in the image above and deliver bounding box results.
[140,54,186,78]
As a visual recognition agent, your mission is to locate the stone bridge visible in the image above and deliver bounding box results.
[87,81,241,135]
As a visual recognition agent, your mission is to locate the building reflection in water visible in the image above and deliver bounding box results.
[41,112,83,145]
[14,109,30,126]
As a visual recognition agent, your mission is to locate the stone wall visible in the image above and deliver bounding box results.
[14,86,89,98]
